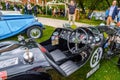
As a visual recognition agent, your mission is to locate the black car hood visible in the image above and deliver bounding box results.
[0,42,50,77]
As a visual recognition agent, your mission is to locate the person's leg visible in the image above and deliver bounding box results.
[35,10,37,16]
[109,16,113,24]
[34,10,36,16]
[28,10,30,14]
[30,10,32,15]
[26,10,28,14]
[107,16,113,26]
[24,10,26,14]
[72,14,76,25]
[106,17,109,25]
[68,14,72,24]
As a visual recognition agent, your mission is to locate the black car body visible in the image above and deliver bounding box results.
[0,26,105,80]
[0,40,50,80]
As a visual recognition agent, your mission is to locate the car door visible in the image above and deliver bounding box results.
[0,21,11,37]
[5,15,34,33]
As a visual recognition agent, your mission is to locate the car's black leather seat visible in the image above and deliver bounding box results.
[50,49,67,62]
[48,49,79,76]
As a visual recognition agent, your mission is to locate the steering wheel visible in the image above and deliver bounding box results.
[67,28,89,54]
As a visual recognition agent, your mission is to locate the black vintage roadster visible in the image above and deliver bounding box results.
[1,25,120,80]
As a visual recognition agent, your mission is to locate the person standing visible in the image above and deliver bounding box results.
[6,1,10,11]
[52,8,57,17]
[0,3,3,10]
[13,3,18,11]
[24,3,28,14]
[67,0,76,25]
[33,4,37,16]
[106,0,118,26]
[27,2,32,15]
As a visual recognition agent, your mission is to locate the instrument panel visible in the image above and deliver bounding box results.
[59,30,71,40]
[51,28,103,45]
[52,28,88,43]
[52,28,73,41]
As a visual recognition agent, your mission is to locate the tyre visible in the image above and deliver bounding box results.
[8,72,52,80]
[27,26,43,39]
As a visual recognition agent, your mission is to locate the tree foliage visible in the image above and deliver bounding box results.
[75,0,116,11]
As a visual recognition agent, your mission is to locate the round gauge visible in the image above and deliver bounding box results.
[89,36,93,40]
[80,34,85,40]
[88,36,93,43]
[79,34,87,44]
[95,36,100,42]
[68,31,71,34]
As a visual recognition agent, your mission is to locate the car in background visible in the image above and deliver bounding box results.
[89,11,106,20]
[0,11,21,15]
[0,11,44,40]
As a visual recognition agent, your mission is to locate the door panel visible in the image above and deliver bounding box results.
[0,21,11,37]
[6,19,34,32]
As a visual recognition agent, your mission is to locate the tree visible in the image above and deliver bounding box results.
[105,0,110,7]
[76,0,86,14]
[117,0,120,7]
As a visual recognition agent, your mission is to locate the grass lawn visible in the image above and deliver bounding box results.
[1,25,120,80]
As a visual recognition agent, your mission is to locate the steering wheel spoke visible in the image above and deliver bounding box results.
[71,47,80,54]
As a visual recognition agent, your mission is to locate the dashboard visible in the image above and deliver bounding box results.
[52,28,72,41]
[51,28,103,45]
[52,28,88,44]
[59,29,72,40]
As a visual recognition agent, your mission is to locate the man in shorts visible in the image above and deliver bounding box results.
[67,0,76,25]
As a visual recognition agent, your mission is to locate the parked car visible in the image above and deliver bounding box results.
[2,26,120,80]
[0,11,21,15]
[0,11,44,40]
[89,11,106,20]
[0,26,104,80]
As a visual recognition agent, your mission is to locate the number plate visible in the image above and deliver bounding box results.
[0,58,18,69]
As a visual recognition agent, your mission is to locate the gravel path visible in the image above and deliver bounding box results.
[38,17,90,28]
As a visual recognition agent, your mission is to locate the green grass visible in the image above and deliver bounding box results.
[47,59,120,80]
[1,26,120,80]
